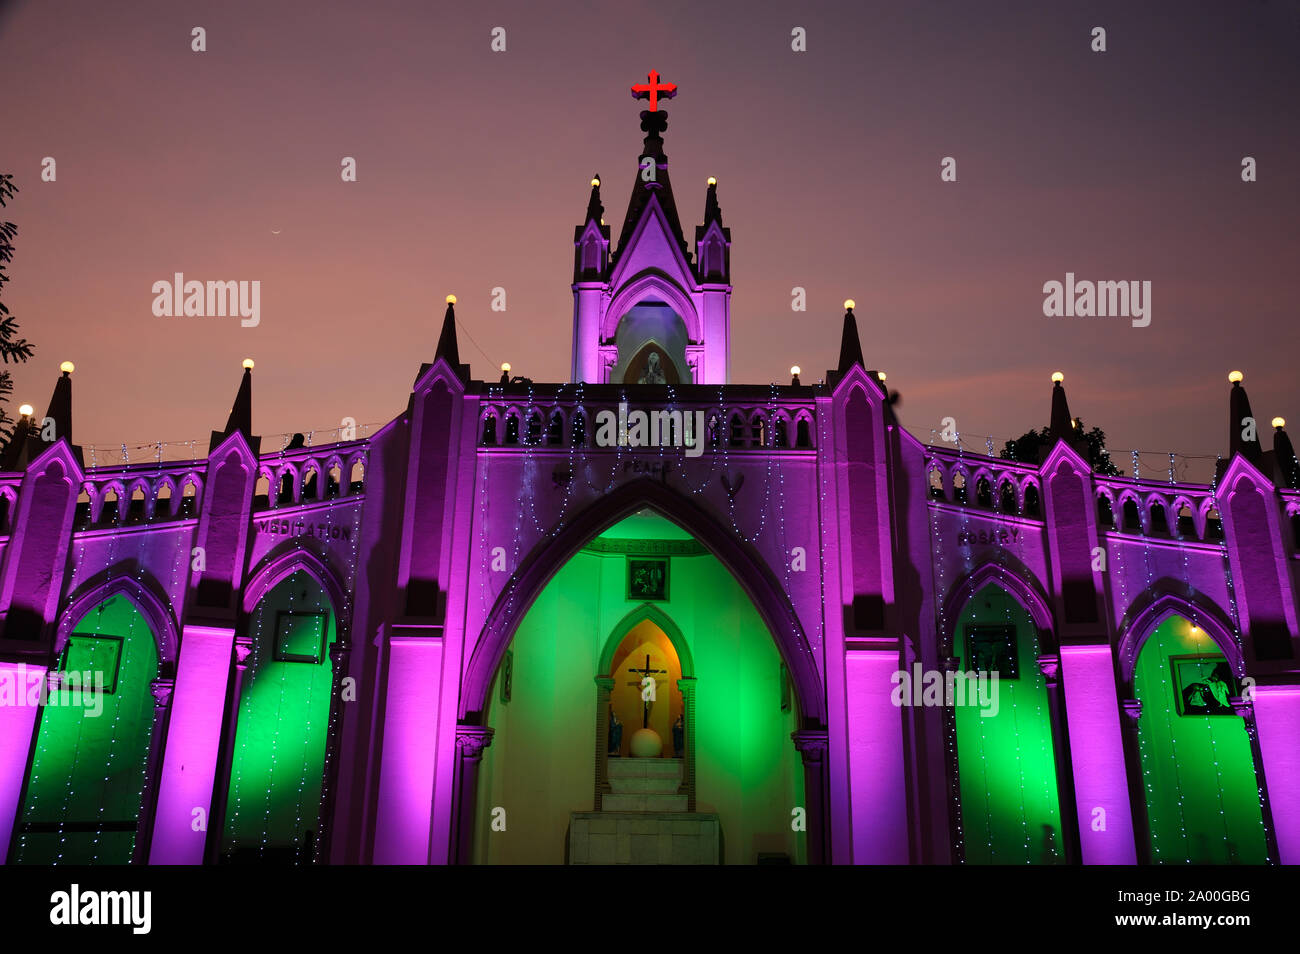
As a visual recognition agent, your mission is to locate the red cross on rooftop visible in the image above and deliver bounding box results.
[630,70,677,113]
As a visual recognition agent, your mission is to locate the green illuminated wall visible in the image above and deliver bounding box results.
[14,594,158,864]
[475,511,804,864]
[953,585,1065,864]
[220,571,336,863]
[1134,616,1266,864]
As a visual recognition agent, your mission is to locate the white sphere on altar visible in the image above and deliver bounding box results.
[629,727,663,758]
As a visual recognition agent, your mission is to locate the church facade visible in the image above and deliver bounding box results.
[2,86,1300,866]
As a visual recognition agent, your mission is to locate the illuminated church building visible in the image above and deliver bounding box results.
[4,76,1300,867]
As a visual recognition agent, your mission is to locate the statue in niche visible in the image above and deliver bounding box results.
[638,351,667,384]
[607,707,623,756]
[672,710,684,757]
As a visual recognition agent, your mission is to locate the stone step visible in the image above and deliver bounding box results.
[601,792,689,813]
[606,757,683,780]
[607,757,683,796]
[569,811,721,865]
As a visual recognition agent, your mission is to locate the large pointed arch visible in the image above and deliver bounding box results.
[242,543,350,635]
[462,477,824,726]
[603,268,701,341]
[1116,589,1242,687]
[56,569,179,664]
[940,559,1057,655]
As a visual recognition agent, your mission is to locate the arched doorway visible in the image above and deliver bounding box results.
[218,569,338,863]
[949,583,1067,864]
[470,507,808,864]
[12,593,160,864]
[1126,612,1267,864]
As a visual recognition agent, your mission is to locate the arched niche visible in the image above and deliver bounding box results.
[609,299,691,384]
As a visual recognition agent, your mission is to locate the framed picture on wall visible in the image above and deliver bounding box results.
[1171,654,1236,716]
[273,610,329,664]
[627,557,669,601]
[962,624,1019,679]
[60,633,125,694]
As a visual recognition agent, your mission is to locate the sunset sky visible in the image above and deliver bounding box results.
[1,0,1297,477]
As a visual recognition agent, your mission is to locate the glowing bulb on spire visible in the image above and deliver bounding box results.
[60,361,74,374]
[1051,371,1064,383]
[1229,370,1243,383]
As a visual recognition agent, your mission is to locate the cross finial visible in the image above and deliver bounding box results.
[631,69,677,113]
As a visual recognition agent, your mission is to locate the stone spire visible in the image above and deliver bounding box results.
[573,176,611,281]
[1227,370,1263,464]
[44,360,74,447]
[585,173,604,224]
[837,300,865,373]
[0,361,78,470]
[436,295,460,367]
[1049,371,1073,440]
[1270,417,1300,489]
[210,359,257,452]
[703,176,722,228]
[613,109,690,265]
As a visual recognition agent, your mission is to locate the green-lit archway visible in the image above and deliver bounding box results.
[473,509,805,864]
[952,583,1066,864]
[12,593,159,864]
[220,569,337,863]
[1130,614,1267,864]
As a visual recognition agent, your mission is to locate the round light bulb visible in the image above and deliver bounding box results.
[591,177,600,187]
[18,403,33,417]
[60,360,74,374]
[790,365,801,377]
[844,299,856,310]
[707,176,717,186]
[445,294,457,305]
[242,358,255,370]
[1051,371,1064,383]
[1228,370,1243,383]
[1273,416,1286,429]
[877,371,887,382]
[501,362,511,373]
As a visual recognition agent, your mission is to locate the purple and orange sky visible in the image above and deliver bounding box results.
[1,0,1297,476]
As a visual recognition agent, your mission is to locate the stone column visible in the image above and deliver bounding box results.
[372,626,444,864]
[1250,682,1300,863]
[678,676,696,811]
[131,676,174,864]
[592,676,614,810]
[0,659,44,861]
[1036,653,1080,863]
[149,623,236,864]
[204,635,252,864]
[452,725,493,865]
[843,637,909,863]
[313,643,351,864]
[1058,641,1138,864]
[792,729,830,865]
